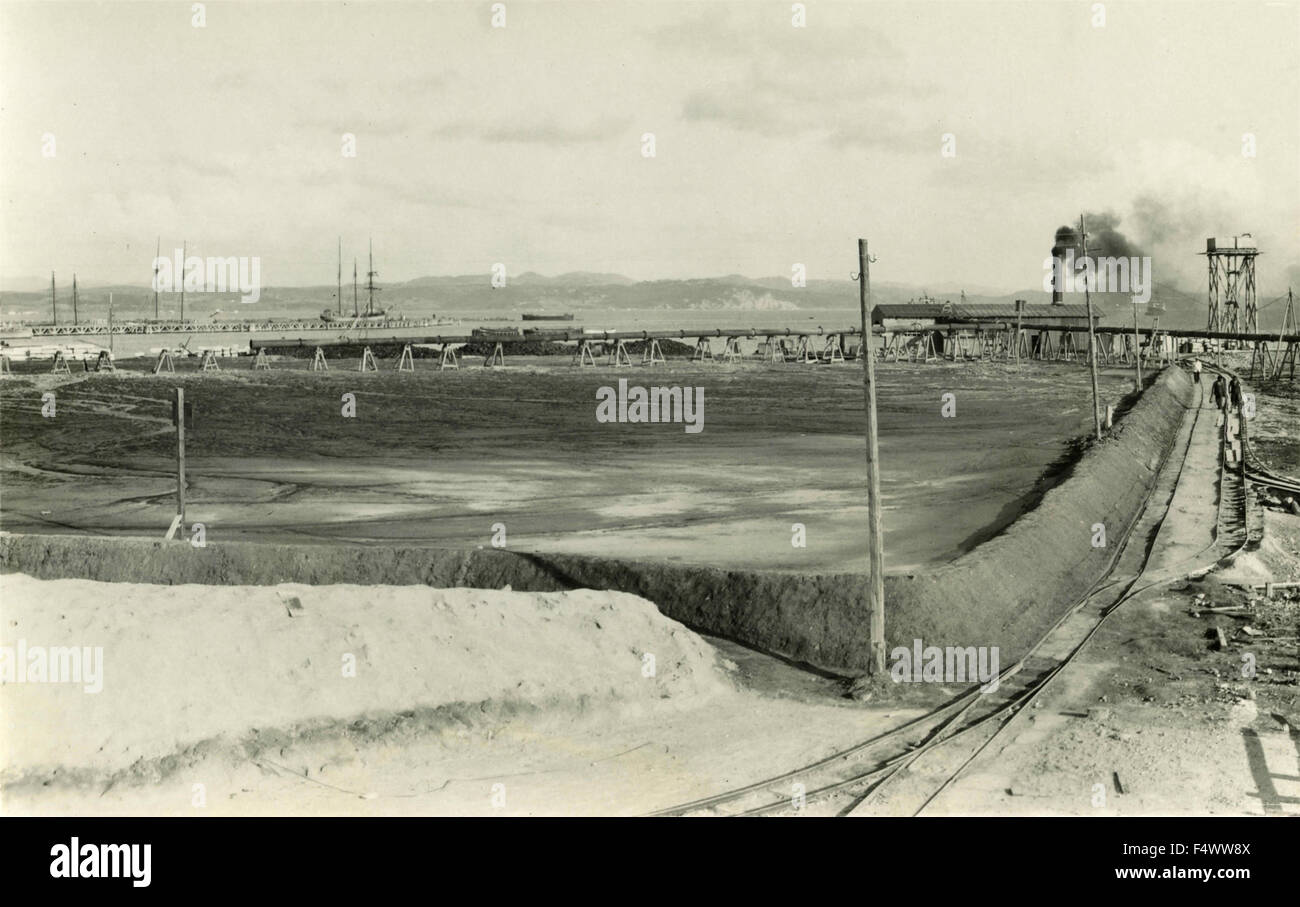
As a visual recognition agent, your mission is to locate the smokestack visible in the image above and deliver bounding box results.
[1049,225,1079,306]
[1050,245,1064,305]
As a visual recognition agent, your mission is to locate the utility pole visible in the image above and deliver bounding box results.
[175,387,187,526]
[50,272,57,325]
[337,237,342,314]
[1079,215,1103,441]
[353,259,359,317]
[108,293,114,356]
[1132,301,1143,392]
[154,236,161,320]
[72,274,79,326]
[857,239,886,676]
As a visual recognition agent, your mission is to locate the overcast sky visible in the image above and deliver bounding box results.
[2,0,1297,292]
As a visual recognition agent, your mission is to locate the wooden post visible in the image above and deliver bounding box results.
[1132,301,1143,392]
[1079,216,1103,441]
[1276,288,1294,380]
[1015,298,1024,367]
[858,239,886,676]
[175,387,186,525]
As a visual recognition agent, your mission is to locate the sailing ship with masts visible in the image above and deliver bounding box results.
[321,238,389,324]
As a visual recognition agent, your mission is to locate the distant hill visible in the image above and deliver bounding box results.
[0,270,1219,330]
[512,271,637,286]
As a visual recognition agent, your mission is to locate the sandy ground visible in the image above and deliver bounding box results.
[0,573,929,816]
[907,376,1300,817]
[2,359,1292,817]
[919,550,1300,817]
[0,358,1135,574]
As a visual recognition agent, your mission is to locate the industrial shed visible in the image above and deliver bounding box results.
[871,302,1099,331]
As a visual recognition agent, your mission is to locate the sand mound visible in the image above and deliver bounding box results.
[0,574,732,787]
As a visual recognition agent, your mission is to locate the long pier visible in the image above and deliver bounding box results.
[3,319,1295,380]
[6,318,1296,348]
[10,316,456,337]
[250,325,868,349]
[247,322,1300,350]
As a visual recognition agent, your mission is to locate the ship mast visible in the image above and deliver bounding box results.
[365,237,381,317]
[337,237,342,313]
[72,274,78,326]
[154,237,161,320]
[50,272,57,325]
[353,259,359,317]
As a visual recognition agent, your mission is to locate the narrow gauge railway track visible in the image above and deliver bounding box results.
[648,364,1244,817]
[1202,362,1300,497]
[852,365,1253,817]
[1213,379,1251,551]
[1201,360,1298,560]
[1248,465,1300,497]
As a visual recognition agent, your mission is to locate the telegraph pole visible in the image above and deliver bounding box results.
[72,274,79,326]
[50,272,57,325]
[175,387,186,525]
[857,239,886,675]
[1079,215,1103,441]
[1132,300,1143,392]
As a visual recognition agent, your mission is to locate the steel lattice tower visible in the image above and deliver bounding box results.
[1203,235,1259,335]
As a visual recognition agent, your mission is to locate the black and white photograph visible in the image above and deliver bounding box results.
[0,0,1297,882]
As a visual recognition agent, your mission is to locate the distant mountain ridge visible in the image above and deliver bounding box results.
[0,271,1223,330]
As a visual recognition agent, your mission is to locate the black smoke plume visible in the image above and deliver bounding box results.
[1052,211,1145,260]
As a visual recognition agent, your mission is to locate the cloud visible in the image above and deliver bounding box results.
[647,8,900,63]
[681,62,933,149]
[428,113,630,145]
[664,10,933,146]
[681,81,786,132]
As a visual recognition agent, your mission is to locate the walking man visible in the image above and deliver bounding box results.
[1210,374,1226,410]
[1192,357,1202,384]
